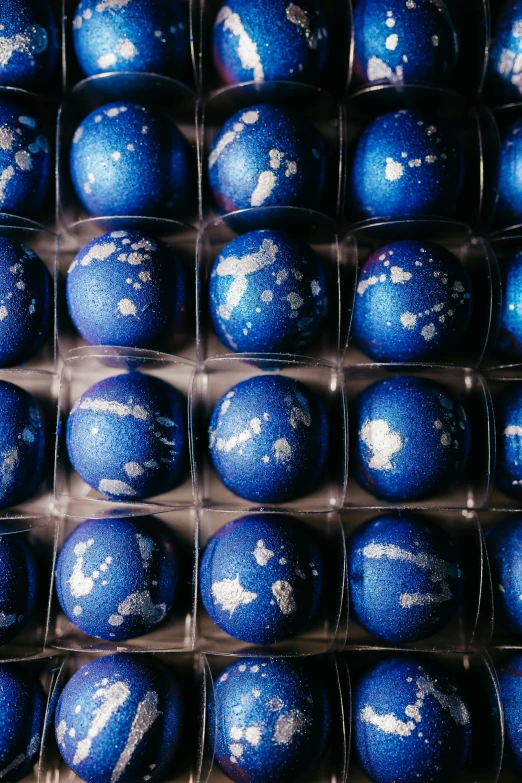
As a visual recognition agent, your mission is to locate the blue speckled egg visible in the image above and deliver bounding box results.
[209,229,327,354]
[56,516,179,641]
[70,102,191,218]
[0,664,45,783]
[0,100,50,219]
[351,240,472,362]
[353,0,459,86]
[347,512,462,643]
[209,374,329,503]
[72,0,190,79]
[66,229,185,350]
[497,119,522,226]
[66,373,189,501]
[493,385,522,498]
[353,657,471,783]
[497,653,522,775]
[209,657,331,783]
[208,104,326,213]
[349,109,464,220]
[0,0,58,88]
[484,515,522,634]
[200,513,323,644]
[212,0,329,85]
[497,250,522,357]
[0,381,46,508]
[487,1,522,103]
[55,654,184,783]
[0,525,37,645]
[351,375,470,502]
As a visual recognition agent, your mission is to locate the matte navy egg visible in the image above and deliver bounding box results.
[349,109,464,220]
[497,653,522,775]
[488,0,522,103]
[353,0,459,86]
[200,514,323,644]
[0,525,37,645]
[72,0,190,79]
[208,104,326,213]
[209,657,331,783]
[66,373,189,500]
[347,512,462,643]
[0,381,46,508]
[0,664,45,783]
[66,229,186,350]
[493,385,522,499]
[485,515,522,634]
[498,250,522,357]
[0,0,58,88]
[55,654,184,783]
[351,240,472,362]
[209,374,329,503]
[208,229,327,354]
[351,375,470,502]
[0,100,50,219]
[55,516,179,641]
[70,102,191,218]
[353,657,471,783]
[212,0,329,85]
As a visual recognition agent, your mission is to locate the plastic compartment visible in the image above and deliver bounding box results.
[191,355,347,512]
[343,363,494,510]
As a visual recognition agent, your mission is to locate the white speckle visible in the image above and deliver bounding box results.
[0,306,8,321]
[99,479,137,496]
[385,158,404,181]
[261,289,273,303]
[273,438,291,462]
[269,149,284,169]
[272,580,296,614]
[211,574,257,614]
[390,266,412,284]
[117,298,137,316]
[250,170,276,207]
[400,312,417,328]
[287,292,304,309]
[253,540,274,566]
[432,35,439,46]
[360,419,402,471]
[214,6,264,80]
[273,710,307,744]
[98,52,117,68]
[124,462,143,477]
[386,33,398,50]
[14,151,32,171]
[111,151,121,161]
[421,323,436,340]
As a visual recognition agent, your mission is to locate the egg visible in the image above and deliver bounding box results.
[497,653,522,775]
[484,515,522,635]
[487,0,522,103]
[0,663,45,783]
[496,117,522,226]
[0,0,58,88]
[497,249,522,359]
[493,384,522,499]
[0,525,37,645]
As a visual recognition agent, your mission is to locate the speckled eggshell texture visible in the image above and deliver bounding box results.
[70,102,191,218]
[0,0,58,88]
[0,664,45,783]
[351,375,470,502]
[208,374,329,503]
[0,525,37,645]
[497,653,522,776]
[208,104,326,213]
[55,516,179,642]
[72,0,190,79]
[212,0,329,85]
[349,109,464,220]
[351,239,472,362]
[485,515,522,635]
[209,657,331,783]
[200,513,323,644]
[66,229,186,350]
[353,657,471,783]
[347,512,462,643]
[208,229,327,354]
[55,654,184,783]
[497,118,522,226]
[66,373,189,501]
[497,250,522,358]
[488,0,522,103]
[493,384,522,498]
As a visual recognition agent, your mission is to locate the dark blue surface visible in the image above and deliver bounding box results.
[55,654,184,783]
[66,229,185,350]
[66,372,189,501]
[351,239,472,362]
[497,117,522,226]
[347,512,462,643]
[497,249,522,358]
[485,515,522,635]
[353,657,471,783]
[0,0,58,88]
[70,102,191,218]
[56,516,179,641]
[351,375,470,502]
[200,513,323,644]
[0,664,45,783]
[487,0,522,103]
[493,384,522,498]
[208,229,327,354]
[208,104,326,213]
[209,657,331,783]
[0,525,37,645]
[497,653,522,775]
[209,374,329,503]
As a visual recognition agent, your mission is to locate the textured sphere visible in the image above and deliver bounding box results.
[484,515,522,634]
[66,373,189,500]
[0,0,58,88]
[0,381,46,508]
[353,0,459,86]
[0,237,52,366]
[0,100,50,218]
[55,654,184,783]
[72,0,190,79]
[209,374,329,503]
[351,375,470,502]
[0,526,37,645]
[212,0,329,85]
[208,104,326,213]
[209,229,327,354]
[347,512,462,643]
[497,653,522,775]
[353,657,471,783]
[200,513,323,644]
[493,385,522,498]
[349,109,464,220]
[351,240,472,362]
[488,0,522,103]
[497,118,522,226]
[66,229,185,350]
[498,249,522,357]
[0,664,45,783]
[209,657,331,783]
[70,102,191,218]
[55,516,179,641]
